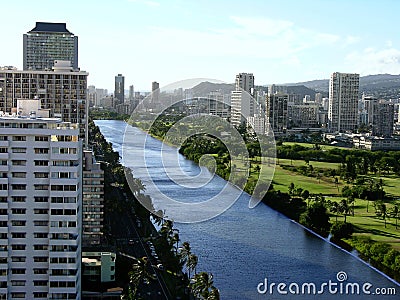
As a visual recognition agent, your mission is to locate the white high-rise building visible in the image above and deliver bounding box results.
[328,72,360,132]
[0,107,82,299]
[231,73,255,127]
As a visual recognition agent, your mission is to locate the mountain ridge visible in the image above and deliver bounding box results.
[190,74,400,99]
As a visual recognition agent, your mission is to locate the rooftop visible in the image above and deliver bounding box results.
[29,22,72,34]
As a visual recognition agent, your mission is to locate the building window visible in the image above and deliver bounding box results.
[0,148,7,153]
[11,257,26,262]
[12,160,26,166]
[12,136,26,141]
[34,160,48,166]
[11,292,25,298]
[11,220,26,226]
[33,221,48,226]
[33,268,47,274]
[34,280,48,286]
[34,184,49,190]
[11,245,26,250]
[34,196,48,202]
[12,147,26,153]
[11,268,26,274]
[11,280,25,286]
[35,136,49,142]
[33,245,48,251]
[11,233,26,238]
[12,196,26,202]
[34,233,48,239]
[34,292,48,298]
[0,184,7,190]
[34,172,49,178]
[11,208,26,214]
[12,184,26,190]
[12,172,26,178]
[34,148,49,154]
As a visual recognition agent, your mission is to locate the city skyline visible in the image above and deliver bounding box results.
[1,0,400,91]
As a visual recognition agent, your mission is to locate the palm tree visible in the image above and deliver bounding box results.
[187,254,198,278]
[208,287,220,300]
[328,200,340,222]
[171,230,180,254]
[179,241,192,275]
[126,256,155,298]
[338,199,353,223]
[374,201,389,228]
[190,272,216,299]
[390,203,400,229]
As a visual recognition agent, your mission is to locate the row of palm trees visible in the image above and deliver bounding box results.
[158,220,220,299]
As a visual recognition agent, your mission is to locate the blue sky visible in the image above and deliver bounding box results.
[1,0,400,91]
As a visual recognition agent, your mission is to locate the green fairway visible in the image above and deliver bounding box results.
[326,197,400,250]
[270,165,341,195]
[283,141,352,151]
[370,175,400,198]
[277,158,340,169]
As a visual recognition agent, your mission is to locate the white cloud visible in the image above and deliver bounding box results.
[345,47,400,75]
[127,0,160,7]
[136,16,341,64]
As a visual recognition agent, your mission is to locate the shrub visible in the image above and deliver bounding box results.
[331,221,354,239]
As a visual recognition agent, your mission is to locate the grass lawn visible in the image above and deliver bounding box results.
[277,158,340,169]
[269,165,341,195]
[370,175,400,198]
[282,142,352,151]
[326,197,400,250]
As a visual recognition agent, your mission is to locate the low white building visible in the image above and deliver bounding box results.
[353,136,400,151]
[82,251,116,283]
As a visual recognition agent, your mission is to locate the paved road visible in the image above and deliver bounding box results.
[106,186,171,299]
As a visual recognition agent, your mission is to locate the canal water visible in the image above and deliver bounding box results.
[96,120,399,299]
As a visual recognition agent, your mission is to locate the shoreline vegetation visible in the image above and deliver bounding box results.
[125,115,400,284]
[88,118,220,299]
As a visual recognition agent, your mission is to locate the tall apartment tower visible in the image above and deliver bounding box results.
[151,81,160,107]
[235,73,254,95]
[114,74,125,105]
[0,107,82,299]
[231,73,255,127]
[82,151,104,246]
[23,22,78,71]
[0,62,88,145]
[372,101,395,137]
[328,72,360,132]
[266,93,288,133]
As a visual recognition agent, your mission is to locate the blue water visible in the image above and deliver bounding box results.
[96,120,399,299]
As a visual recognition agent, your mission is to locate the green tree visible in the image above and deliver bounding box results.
[328,200,340,223]
[374,201,389,228]
[190,272,219,300]
[124,256,156,298]
[390,203,400,229]
[187,254,198,279]
[338,199,353,223]
[299,202,331,234]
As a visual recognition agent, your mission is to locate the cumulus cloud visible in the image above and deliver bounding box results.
[345,47,400,75]
[138,15,341,64]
